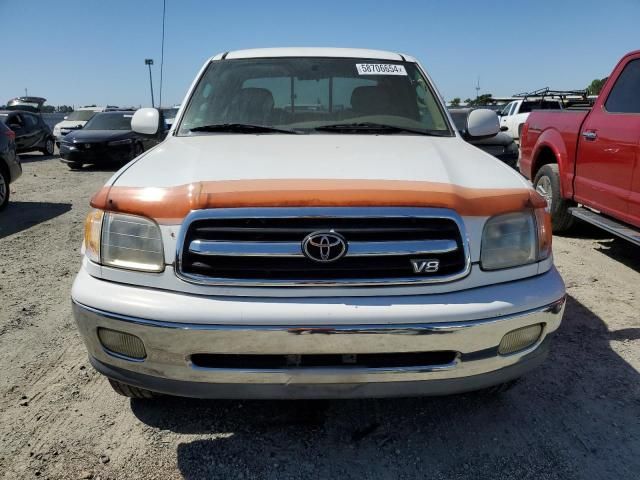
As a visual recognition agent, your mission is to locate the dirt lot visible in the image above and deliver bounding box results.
[1,154,638,480]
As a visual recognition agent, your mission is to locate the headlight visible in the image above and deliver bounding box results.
[107,138,133,146]
[481,209,551,270]
[82,209,164,272]
[84,209,104,263]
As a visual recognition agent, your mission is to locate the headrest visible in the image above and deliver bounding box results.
[234,88,275,110]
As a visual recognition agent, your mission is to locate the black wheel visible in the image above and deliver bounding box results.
[67,161,83,170]
[534,164,575,232]
[108,379,157,399]
[42,137,55,156]
[0,167,9,211]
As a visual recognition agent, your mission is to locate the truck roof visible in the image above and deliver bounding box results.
[212,47,415,62]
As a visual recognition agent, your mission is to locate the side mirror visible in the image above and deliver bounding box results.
[500,126,509,132]
[131,108,161,135]
[466,109,500,139]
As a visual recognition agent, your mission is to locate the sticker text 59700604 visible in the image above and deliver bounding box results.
[356,64,407,76]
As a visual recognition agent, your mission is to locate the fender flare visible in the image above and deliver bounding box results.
[531,129,572,198]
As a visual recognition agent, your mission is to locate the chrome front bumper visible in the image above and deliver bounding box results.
[73,296,565,399]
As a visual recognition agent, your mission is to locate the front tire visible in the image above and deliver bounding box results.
[534,164,575,232]
[42,137,55,156]
[0,167,9,211]
[108,379,157,399]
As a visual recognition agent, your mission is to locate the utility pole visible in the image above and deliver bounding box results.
[25,88,28,97]
[145,59,155,107]
[475,76,480,100]
[159,0,166,108]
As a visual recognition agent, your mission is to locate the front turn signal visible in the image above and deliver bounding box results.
[84,208,104,263]
[535,207,552,261]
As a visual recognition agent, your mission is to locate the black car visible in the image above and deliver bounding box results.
[0,97,55,156]
[449,107,519,168]
[59,111,161,170]
[0,121,22,210]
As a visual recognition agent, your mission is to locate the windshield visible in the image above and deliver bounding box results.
[178,57,452,135]
[83,112,133,130]
[66,110,98,121]
[500,103,513,116]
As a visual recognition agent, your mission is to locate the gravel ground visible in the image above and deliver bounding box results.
[0,154,638,480]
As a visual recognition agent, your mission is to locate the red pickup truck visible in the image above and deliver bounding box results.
[520,50,640,245]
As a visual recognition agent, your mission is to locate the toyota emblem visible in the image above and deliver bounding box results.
[301,231,347,263]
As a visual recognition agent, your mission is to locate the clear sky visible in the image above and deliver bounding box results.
[1,0,638,107]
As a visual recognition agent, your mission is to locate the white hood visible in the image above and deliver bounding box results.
[111,134,529,190]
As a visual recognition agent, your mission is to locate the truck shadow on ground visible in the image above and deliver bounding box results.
[0,201,71,239]
[558,220,640,273]
[131,295,640,479]
[593,238,640,273]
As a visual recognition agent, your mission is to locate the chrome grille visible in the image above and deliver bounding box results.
[176,208,470,286]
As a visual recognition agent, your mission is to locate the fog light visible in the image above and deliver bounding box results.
[498,324,543,355]
[98,328,146,360]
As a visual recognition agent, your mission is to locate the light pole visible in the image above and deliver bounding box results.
[159,0,166,108]
[145,58,155,108]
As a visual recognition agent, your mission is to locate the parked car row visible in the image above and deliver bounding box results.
[0,98,169,209]
[59,110,165,170]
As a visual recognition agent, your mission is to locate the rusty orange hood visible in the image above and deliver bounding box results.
[91,135,544,224]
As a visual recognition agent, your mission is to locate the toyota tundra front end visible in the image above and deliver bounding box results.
[71,48,565,399]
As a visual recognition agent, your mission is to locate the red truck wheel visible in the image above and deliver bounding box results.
[534,164,575,232]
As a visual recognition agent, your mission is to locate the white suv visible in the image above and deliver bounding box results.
[72,48,565,400]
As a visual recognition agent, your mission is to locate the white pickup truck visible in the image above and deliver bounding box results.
[72,48,565,399]
[499,98,563,140]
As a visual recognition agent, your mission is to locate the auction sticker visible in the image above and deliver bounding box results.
[356,64,407,75]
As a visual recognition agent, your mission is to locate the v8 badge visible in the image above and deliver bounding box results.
[410,259,440,274]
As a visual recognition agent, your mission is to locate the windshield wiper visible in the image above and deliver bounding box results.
[190,123,299,134]
[314,122,447,136]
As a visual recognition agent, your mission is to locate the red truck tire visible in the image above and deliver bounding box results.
[534,164,575,232]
